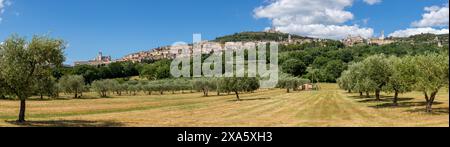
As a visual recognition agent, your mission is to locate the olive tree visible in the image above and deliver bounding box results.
[278,76,310,93]
[361,54,393,101]
[92,79,115,97]
[126,80,140,95]
[383,56,414,105]
[340,62,376,97]
[193,78,215,97]
[128,84,140,96]
[221,77,260,101]
[59,75,85,98]
[177,79,192,94]
[34,76,59,100]
[337,70,354,93]
[109,80,123,96]
[153,81,168,95]
[142,84,156,95]
[410,54,449,112]
[0,35,65,122]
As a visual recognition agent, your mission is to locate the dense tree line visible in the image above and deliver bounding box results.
[139,59,172,80]
[279,40,447,83]
[71,62,140,84]
[214,32,310,43]
[338,53,449,112]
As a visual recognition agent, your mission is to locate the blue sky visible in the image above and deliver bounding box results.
[0,0,448,64]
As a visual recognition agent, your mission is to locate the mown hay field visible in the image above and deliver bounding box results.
[0,84,448,127]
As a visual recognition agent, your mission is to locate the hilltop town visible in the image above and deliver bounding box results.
[74,31,448,66]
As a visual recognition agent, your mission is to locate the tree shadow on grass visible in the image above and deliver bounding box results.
[6,120,125,127]
[28,98,73,101]
[356,97,415,103]
[228,97,271,102]
[349,94,448,115]
[347,95,369,99]
[3,97,103,102]
[406,107,449,115]
[369,101,444,109]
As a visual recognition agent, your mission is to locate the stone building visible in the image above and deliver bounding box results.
[342,35,365,46]
[74,51,112,66]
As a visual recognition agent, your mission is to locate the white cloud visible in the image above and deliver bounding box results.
[277,24,373,39]
[388,27,449,37]
[0,0,11,23]
[0,0,5,12]
[412,3,449,27]
[254,0,374,39]
[363,0,382,5]
[389,2,449,38]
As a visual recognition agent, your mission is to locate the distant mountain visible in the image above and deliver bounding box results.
[213,31,312,43]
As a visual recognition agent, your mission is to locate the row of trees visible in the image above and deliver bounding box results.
[88,77,260,101]
[52,59,168,85]
[90,79,192,97]
[277,74,311,93]
[3,72,262,102]
[278,38,447,82]
[69,62,140,84]
[338,53,449,112]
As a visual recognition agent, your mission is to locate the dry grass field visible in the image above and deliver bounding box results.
[0,84,448,127]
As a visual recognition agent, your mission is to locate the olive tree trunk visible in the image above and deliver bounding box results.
[393,91,399,106]
[75,89,78,99]
[234,91,240,101]
[18,99,26,123]
[375,90,381,101]
[425,91,438,113]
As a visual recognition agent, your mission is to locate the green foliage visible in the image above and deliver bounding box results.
[0,78,11,99]
[72,61,139,84]
[338,61,376,97]
[59,75,85,98]
[139,59,172,80]
[277,74,310,93]
[91,79,116,97]
[338,53,449,112]
[278,34,448,82]
[281,59,307,77]
[34,76,59,99]
[214,32,309,43]
[193,78,216,96]
[408,53,449,112]
[219,77,260,101]
[383,56,414,104]
[0,34,65,122]
[72,65,100,84]
[361,54,393,100]
[320,60,346,82]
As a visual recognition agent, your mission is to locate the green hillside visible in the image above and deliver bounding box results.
[392,33,449,45]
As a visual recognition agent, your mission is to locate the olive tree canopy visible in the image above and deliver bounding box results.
[0,35,65,122]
